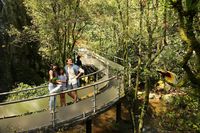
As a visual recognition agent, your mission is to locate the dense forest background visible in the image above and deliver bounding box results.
[0,0,199,132]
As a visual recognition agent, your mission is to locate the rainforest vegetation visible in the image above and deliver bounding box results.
[0,0,199,132]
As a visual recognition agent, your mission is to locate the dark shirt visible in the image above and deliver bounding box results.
[76,60,82,67]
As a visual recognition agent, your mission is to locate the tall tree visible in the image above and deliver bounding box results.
[24,0,90,65]
[0,0,43,95]
[169,0,200,88]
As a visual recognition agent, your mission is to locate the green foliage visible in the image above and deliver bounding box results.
[2,0,31,30]
[83,1,199,131]
[83,0,121,55]
[185,0,200,12]
[6,25,45,85]
[1,0,199,131]
[14,65,44,85]
[0,0,47,92]
[6,83,48,101]
[51,77,59,84]
[156,35,186,75]
[159,92,200,132]
[23,0,90,65]
[7,25,39,45]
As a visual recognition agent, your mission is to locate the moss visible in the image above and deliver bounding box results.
[179,27,191,45]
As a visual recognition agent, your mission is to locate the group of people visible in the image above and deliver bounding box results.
[48,56,84,112]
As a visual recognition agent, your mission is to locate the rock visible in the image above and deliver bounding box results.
[142,125,158,133]
[149,93,156,99]
[161,94,175,103]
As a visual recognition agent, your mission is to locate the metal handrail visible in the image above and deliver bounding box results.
[0,84,48,96]
[0,68,106,96]
[0,76,116,106]
[80,67,106,78]
[88,48,124,62]
[0,48,125,133]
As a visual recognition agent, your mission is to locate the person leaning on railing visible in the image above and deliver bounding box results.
[48,63,62,113]
[58,68,67,107]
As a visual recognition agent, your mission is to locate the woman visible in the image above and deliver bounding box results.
[58,68,67,106]
[48,64,61,112]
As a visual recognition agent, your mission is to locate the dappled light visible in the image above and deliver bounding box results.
[0,0,199,132]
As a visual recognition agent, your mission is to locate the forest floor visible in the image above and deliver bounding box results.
[60,93,167,133]
[60,103,132,133]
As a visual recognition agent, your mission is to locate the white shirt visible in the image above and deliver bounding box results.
[67,66,77,85]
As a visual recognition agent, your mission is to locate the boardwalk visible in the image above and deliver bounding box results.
[0,49,124,133]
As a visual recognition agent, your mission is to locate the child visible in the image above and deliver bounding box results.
[58,68,67,106]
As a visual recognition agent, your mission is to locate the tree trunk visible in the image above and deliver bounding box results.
[138,77,150,133]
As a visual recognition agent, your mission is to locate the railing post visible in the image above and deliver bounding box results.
[106,62,109,78]
[105,62,109,88]
[51,95,56,129]
[95,74,99,92]
[96,72,98,81]
[93,85,97,113]
[117,72,121,98]
[114,57,116,63]
[116,71,122,123]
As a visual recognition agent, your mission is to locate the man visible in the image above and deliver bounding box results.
[64,58,84,103]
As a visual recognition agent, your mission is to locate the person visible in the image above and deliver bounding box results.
[76,55,82,67]
[48,63,61,113]
[58,68,67,107]
[64,58,84,103]
[76,55,83,86]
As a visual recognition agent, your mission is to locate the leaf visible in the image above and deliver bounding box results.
[186,0,200,11]
[186,0,192,10]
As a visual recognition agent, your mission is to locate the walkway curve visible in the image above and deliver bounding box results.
[0,48,124,133]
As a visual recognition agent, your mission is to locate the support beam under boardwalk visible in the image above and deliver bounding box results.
[116,102,121,122]
[86,119,92,133]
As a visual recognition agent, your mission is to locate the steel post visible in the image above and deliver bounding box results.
[86,119,92,133]
[93,85,96,113]
[116,102,121,122]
